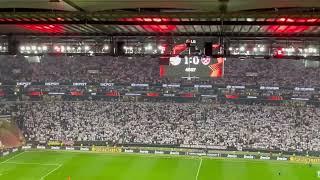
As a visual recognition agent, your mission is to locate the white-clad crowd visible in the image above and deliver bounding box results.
[6,101,319,152]
[0,54,319,152]
[0,55,319,86]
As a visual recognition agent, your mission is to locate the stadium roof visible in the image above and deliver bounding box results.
[1,0,320,12]
[0,0,320,37]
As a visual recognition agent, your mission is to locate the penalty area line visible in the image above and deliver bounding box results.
[2,162,60,166]
[196,158,203,180]
[40,164,63,180]
[0,151,26,164]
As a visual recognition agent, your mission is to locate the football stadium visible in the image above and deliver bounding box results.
[1,0,320,179]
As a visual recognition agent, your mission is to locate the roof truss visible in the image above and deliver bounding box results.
[0,11,319,37]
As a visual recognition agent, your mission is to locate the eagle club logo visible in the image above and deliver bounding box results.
[201,57,211,65]
[169,56,181,66]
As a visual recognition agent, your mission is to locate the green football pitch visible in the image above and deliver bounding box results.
[0,150,320,180]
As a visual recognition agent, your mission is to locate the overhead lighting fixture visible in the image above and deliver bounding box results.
[103,45,109,50]
[145,44,153,51]
[290,47,295,52]
[54,46,61,52]
[246,18,254,22]
[60,46,65,52]
[308,47,317,53]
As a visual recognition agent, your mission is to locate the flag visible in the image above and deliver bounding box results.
[208,57,224,78]
[147,92,160,97]
[225,94,240,99]
[267,96,283,101]
[172,43,188,55]
[28,91,43,96]
[180,93,194,98]
[105,91,120,97]
[70,91,83,96]
[159,65,166,77]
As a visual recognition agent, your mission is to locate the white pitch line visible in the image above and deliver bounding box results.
[40,164,63,180]
[3,162,60,166]
[0,151,25,164]
[196,158,203,180]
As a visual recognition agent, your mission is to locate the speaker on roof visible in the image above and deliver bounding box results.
[8,39,19,55]
[115,41,125,55]
[204,42,212,56]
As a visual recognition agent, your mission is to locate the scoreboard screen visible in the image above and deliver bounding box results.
[160,55,224,79]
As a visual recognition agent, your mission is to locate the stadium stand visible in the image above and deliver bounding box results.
[0,101,316,152]
[0,55,319,86]
[1,0,320,179]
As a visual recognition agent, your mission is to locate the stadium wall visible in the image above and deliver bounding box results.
[15,144,291,162]
[4,145,320,164]
[27,140,311,156]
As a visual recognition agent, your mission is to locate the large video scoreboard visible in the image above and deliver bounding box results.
[160,55,224,80]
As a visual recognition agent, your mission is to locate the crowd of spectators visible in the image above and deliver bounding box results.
[2,101,317,152]
[0,55,319,86]
[0,55,159,84]
[1,55,320,153]
[217,58,320,87]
